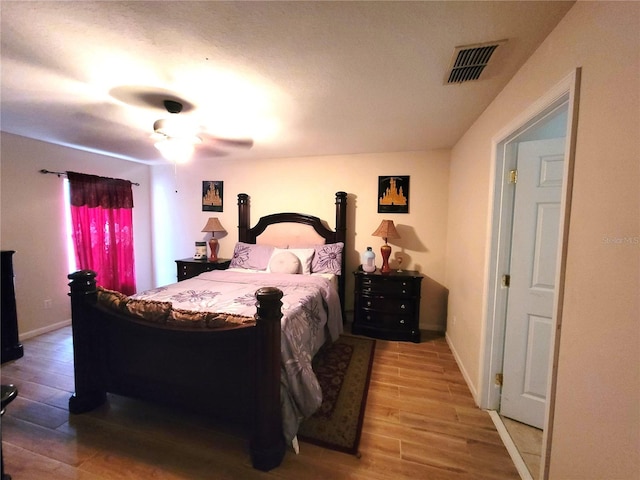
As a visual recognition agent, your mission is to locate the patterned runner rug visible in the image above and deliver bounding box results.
[298,334,376,455]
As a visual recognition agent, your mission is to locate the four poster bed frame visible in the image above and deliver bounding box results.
[67,192,347,471]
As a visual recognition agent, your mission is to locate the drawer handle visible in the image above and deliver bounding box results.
[400,319,405,324]
[402,289,407,294]
[400,304,406,310]
[366,301,372,307]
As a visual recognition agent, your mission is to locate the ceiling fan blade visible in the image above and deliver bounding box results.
[195,144,231,158]
[201,134,254,149]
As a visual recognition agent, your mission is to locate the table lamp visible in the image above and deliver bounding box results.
[372,220,400,273]
[201,217,226,261]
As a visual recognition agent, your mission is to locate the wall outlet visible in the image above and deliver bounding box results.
[44,299,52,309]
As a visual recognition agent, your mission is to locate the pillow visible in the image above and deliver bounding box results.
[267,247,315,274]
[311,242,344,275]
[268,251,302,274]
[287,247,315,274]
[229,242,274,270]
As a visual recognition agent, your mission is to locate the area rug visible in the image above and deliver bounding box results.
[298,334,376,455]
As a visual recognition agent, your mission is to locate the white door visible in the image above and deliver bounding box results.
[500,137,565,429]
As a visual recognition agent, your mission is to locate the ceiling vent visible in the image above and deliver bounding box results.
[445,39,507,84]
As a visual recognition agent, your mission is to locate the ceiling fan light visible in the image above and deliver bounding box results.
[154,137,195,163]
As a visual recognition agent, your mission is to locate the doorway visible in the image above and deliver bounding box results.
[500,135,566,430]
[480,69,580,480]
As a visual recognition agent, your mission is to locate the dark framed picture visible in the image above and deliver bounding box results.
[378,176,409,213]
[202,181,223,212]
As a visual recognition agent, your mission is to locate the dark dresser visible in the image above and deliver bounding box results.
[353,269,423,343]
[1,251,24,363]
[175,258,231,281]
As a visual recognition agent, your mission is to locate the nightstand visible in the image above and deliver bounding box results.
[175,258,231,281]
[352,269,423,343]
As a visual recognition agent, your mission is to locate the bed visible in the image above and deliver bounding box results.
[67,191,348,471]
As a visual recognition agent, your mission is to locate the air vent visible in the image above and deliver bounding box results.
[445,39,507,84]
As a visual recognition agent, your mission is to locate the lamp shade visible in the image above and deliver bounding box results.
[371,220,400,243]
[201,217,226,233]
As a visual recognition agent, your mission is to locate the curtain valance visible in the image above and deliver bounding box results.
[67,171,134,209]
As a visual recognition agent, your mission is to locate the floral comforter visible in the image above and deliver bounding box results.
[131,269,344,444]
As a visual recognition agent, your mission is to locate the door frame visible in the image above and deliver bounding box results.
[479,69,580,478]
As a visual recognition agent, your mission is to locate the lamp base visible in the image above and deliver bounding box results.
[380,243,392,273]
[208,238,219,262]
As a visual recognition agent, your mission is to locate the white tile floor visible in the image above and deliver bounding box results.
[501,416,543,479]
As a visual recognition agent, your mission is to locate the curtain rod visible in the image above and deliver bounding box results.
[39,169,140,186]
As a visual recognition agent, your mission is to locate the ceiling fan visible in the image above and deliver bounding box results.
[151,99,253,162]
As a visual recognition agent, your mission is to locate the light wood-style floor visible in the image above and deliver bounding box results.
[1,326,520,479]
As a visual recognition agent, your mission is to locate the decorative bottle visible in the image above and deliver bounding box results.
[362,247,376,273]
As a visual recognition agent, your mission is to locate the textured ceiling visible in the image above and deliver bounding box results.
[0,1,575,164]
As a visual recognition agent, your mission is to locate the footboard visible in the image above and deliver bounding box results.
[67,270,285,471]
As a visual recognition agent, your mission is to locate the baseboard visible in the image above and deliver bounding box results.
[446,332,530,480]
[488,411,532,480]
[421,322,445,332]
[445,331,479,405]
[20,319,71,341]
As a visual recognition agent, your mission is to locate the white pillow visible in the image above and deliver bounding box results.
[268,251,301,274]
[267,248,315,274]
[287,247,315,274]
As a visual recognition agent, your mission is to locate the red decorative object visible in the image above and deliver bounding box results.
[208,237,219,262]
[201,217,226,262]
[379,243,392,273]
[371,220,400,274]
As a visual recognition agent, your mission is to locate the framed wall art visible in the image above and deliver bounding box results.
[378,176,409,213]
[202,181,223,212]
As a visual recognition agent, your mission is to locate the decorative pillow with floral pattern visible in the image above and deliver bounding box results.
[311,242,344,275]
[229,242,275,270]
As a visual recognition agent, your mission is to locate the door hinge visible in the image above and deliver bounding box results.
[501,274,511,287]
[495,373,504,386]
[508,169,518,184]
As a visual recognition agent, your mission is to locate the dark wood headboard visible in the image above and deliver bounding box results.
[237,192,348,314]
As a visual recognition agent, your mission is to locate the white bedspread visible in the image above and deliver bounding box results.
[131,269,344,443]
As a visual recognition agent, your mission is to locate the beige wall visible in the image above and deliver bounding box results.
[151,150,451,330]
[0,137,450,335]
[446,2,639,478]
[0,133,153,337]
[4,2,638,476]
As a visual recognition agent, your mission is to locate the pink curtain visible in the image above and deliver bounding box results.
[67,172,136,295]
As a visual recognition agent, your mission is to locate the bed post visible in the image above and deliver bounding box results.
[67,270,107,414]
[251,286,286,471]
[238,193,250,243]
[335,191,347,241]
[335,191,348,315]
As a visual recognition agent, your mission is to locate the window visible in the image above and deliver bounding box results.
[66,172,136,294]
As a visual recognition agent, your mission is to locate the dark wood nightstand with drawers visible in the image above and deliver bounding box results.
[175,258,231,281]
[352,269,423,343]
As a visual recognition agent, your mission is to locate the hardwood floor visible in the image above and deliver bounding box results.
[1,326,520,479]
